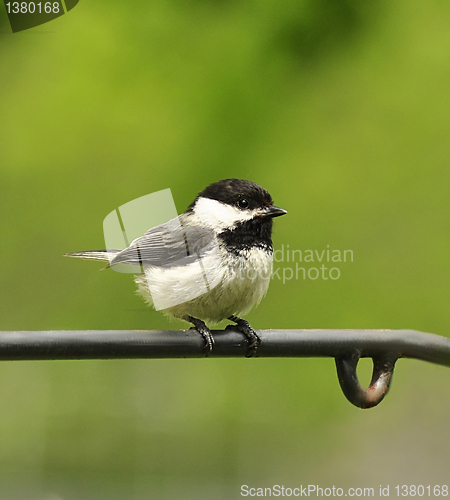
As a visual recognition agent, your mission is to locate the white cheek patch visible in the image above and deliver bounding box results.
[193,197,258,230]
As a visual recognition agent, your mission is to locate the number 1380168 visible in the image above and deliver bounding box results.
[5,2,61,14]
[395,485,448,496]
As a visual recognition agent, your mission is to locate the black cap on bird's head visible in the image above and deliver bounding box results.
[190,178,287,219]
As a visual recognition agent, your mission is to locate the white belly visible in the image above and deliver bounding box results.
[135,247,273,324]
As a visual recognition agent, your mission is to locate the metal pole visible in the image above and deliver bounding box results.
[1,329,449,408]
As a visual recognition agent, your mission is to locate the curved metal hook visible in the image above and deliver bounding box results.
[335,349,399,408]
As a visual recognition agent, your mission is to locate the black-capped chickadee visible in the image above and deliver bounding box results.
[66,179,287,356]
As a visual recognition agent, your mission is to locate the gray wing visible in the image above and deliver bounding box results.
[109,216,217,268]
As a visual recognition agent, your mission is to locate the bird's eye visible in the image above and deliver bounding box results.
[238,198,249,209]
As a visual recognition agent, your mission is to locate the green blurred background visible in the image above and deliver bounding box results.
[1,0,450,498]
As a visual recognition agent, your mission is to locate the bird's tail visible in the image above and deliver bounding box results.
[65,249,121,269]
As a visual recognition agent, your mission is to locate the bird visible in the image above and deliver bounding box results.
[65,178,287,356]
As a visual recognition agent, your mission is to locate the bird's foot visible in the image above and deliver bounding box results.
[187,316,214,356]
[226,316,261,357]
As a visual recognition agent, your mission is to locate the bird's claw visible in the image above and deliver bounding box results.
[227,316,261,357]
[188,319,214,356]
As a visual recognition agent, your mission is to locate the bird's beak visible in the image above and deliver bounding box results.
[261,205,288,218]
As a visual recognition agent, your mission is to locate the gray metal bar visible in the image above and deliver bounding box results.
[0,329,449,363]
[1,329,449,409]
